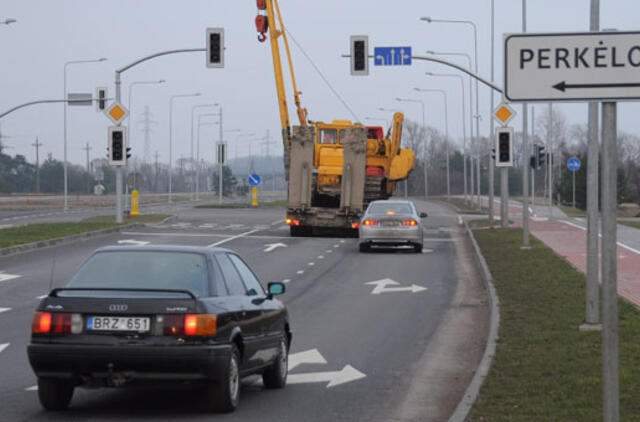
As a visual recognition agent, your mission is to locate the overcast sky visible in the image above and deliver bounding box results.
[1,0,639,167]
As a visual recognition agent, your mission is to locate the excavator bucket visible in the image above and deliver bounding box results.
[339,128,367,213]
[287,126,315,210]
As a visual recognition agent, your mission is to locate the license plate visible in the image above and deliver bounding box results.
[381,220,400,227]
[87,316,150,332]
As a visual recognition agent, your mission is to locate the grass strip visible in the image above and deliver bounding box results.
[558,204,586,218]
[469,228,640,421]
[0,223,119,248]
[618,220,640,230]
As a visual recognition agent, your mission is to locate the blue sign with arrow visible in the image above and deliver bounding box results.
[374,47,412,66]
[567,157,581,172]
[249,173,261,187]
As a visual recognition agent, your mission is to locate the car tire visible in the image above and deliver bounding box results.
[359,243,370,253]
[37,377,74,411]
[262,337,288,389]
[414,243,423,253]
[207,345,241,413]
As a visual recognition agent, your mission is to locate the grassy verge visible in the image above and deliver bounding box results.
[0,223,119,248]
[618,220,640,230]
[196,200,288,209]
[82,214,171,224]
[467,218,510,229]
[469,228,640,421]
[435,197,486,214]
[558,204,586,218]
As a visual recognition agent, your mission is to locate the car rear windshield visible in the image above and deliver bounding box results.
[66,251,210,297]
[367,202,413,215]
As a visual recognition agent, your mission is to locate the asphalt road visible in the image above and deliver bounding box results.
[0,199,489,422]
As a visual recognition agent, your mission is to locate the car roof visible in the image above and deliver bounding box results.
[368,200,414,205]
[93,245,233,255]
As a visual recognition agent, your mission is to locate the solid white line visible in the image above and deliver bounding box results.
[26,385,38,391]
[208,230,261,248]
[0,307,11,314]
[559,220,640,255]
[121,231,288,240]
[0,343,8,353]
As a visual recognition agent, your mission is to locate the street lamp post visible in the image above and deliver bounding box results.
[197,115,221,201]
[379,107,407,197]
[190,104,219,200]
[414,88,450,197]
[63,57,106,211]
[168,93,201,203]
[425,72,466,201]
[364,116,390,128]
[396,98,428,198]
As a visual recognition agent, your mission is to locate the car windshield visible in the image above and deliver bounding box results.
[368,202,413,215]
[66,251,210,297]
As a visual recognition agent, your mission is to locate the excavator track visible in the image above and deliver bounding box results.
[364,175,386,205]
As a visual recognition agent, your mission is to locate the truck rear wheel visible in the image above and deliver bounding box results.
[290,226,311,237]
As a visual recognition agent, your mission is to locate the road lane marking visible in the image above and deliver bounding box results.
[296,270,304,275]
[122,231,287,240]
[559,220,640,255]
[308,262,315,266]
[0,308,11,314]
[339,240,345,243]
[0,272,21,283]
[36,295,47,300]
[288,365,366,388]
[271,219,285,226]
[208,230,261,248]
[365,278,427,295]
[318,255,324,259]
[26,385,38,391]
[282,279,291,284]
[288,349,327,371]
[326,250,333,253]
[117,239,150,246]
[333,245,339,248]
[458,216,463,225]
[0,343,8,354]
[264,243,287,252]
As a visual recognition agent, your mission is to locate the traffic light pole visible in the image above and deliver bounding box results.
[521,0,530,248]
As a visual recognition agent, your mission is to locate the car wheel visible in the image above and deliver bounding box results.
[262,337,288,389]
[359,243,370,253]
[207,345,241,413]
[414,243,423,253]
[37,377,74,411]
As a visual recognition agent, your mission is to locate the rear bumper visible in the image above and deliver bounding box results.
[359,226,422,245]
[28,342,231,383]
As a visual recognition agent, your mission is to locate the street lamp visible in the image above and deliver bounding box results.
[364,116,390,128]
[191,104,219,200]
[168,92,201,203]
[425,71,467,200]
[422,16,481,205]
[396,98,427,198]
[196,114,221,200]
[63,57,107,212]
[414,88,450,196]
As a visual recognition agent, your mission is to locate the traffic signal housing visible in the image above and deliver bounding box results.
[108,126,127,166]
[206,28,225,68]
[536,144,546,169]
[350,35,369,76]
[495,127,514,168]
[96,87,107,111]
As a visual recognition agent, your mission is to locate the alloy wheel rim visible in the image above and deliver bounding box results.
[279,341,288,378]
[229,356,239,401]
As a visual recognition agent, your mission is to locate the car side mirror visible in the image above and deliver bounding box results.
[267,282,285,298]
[420,212,428,218]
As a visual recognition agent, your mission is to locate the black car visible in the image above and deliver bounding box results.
[27,245,291,413]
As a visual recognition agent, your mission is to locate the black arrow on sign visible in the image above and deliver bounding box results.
[553,81,640,92]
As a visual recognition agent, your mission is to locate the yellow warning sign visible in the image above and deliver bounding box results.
[493,103,516,126]
[104,102,129,124]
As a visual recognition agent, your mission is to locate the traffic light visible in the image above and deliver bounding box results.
[350,35,369,76]
[530,155,536,169]
[206,28,225,68]
[495,127,514,167]
[96,87,107,111]
[108,126,127,166]
[536,144,546,169]
[491,148,496,160]
[126,147,132,160]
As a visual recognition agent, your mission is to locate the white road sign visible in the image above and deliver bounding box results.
[504,31,640,102]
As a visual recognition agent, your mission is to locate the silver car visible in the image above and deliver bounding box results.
[358,200,427,253]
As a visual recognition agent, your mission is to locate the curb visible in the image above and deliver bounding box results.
[0,223,145,257]
[449,221,501,422]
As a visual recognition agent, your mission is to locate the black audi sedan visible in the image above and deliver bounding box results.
[27,245,291,413]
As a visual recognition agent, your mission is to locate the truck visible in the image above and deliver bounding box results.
[254,0,415,236]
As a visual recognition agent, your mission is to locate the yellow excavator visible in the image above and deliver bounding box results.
[254,0,415,236]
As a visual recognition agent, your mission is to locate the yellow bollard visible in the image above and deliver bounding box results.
[131,190,140,216]
[251,187,258,207]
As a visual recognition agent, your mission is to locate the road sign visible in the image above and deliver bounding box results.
[493,103,516,126]
[104,102,129,125]
[67,93,92,106]
[216,141,227,165]
[249,173,261,187]
[504,31,640,102]
[568,156,582,172]
[374,47,412,66]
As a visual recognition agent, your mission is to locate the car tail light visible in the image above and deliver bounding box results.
[52,313,71,334]
[351,222,360,229]
[286,218,300,226]
[403,219,418,226]
[163,314,217,336]
[363,219,379,226]
[32,312,52,334]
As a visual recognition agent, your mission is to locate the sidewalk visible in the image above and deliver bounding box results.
[464,195,640,308]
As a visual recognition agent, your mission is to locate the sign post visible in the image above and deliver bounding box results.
[249,173,261,207]
[494,104,517,229]
[567,157,581,208]
[216,141,227,204]
[131,190,140,216]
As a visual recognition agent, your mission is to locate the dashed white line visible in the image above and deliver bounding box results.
[318,255,324,259]
[333,245,339,248]
[308,262,315,266]
[339,240,345,243]
[0,343,9,354]
[296,270,305,275]
[36,295,47,300]
[326,250,333,253]
[0,308,11,314]
[282,279,291,284]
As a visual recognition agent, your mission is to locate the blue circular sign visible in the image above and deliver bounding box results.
[249,173,261,187]
[567,157,581,172]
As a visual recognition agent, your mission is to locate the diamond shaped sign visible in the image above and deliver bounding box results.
[493,103,516,126]
[104,102,129,125]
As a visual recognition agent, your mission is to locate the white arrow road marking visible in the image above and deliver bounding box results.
[117,239,150,246]
[0,343,9,353]
[264,243,287,252]
[0,308,11,314]
[365,278,428,295]
[288,349,327,371]
[26,385,38,391]
[0,272,21,283]
[288,365,366,388]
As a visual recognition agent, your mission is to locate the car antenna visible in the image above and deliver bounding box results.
[48,247,58,294]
